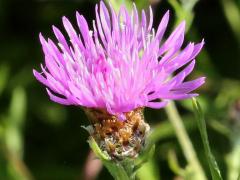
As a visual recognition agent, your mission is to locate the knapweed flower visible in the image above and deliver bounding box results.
[33,1,205,159]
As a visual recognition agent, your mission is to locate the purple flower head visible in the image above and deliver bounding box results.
[33,1,205,120]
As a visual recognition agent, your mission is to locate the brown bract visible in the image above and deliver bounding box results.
[84,108,150,160]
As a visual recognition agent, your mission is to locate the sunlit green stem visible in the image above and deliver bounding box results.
[165,101,206,180]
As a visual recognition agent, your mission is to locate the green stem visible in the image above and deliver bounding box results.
[100,158,136,180]
[165,101,206,180]
[104,162,132,180]
[88,137,135,180]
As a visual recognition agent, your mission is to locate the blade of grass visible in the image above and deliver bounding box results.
[192,98,223,180]
[165,101,206,180]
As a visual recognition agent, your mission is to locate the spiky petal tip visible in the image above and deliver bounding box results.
[33,1,205,120]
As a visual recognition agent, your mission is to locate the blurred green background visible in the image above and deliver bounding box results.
[0,0,240,179]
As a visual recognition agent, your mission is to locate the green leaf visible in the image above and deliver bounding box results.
[192,98,223,180]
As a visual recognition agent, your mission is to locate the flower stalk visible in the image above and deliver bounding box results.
[165,101,206,180]
[88,136,136,180]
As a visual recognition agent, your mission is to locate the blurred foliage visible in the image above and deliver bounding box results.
[0,0,240,179]
[220,0,240,42]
